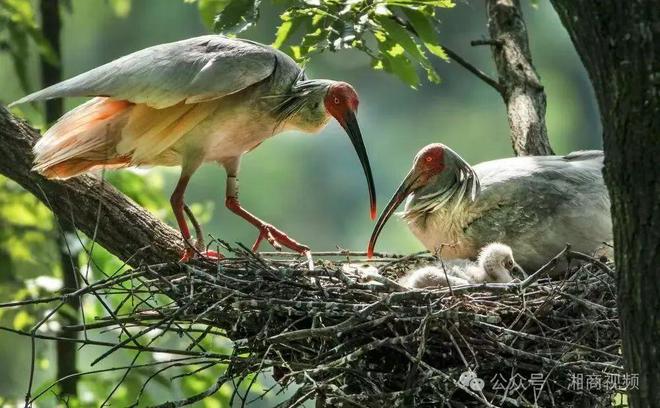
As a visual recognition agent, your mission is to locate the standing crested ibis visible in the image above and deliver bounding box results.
[399,242,521,288]
[368,143,612,271]
[11,35,376,260]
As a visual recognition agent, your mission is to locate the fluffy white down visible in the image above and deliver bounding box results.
[399,243,518,289]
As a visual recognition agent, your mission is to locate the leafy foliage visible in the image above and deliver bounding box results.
[194,0,455,87]
[0,0,58,92]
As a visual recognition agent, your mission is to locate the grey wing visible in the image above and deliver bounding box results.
[11,35,280,109]
[465,152,612,269]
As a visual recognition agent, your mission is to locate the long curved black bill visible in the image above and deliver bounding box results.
[341,111,377,220]
[367,169,418,258]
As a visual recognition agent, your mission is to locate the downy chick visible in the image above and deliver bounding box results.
[399,243,524,289]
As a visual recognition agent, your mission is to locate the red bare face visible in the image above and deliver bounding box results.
[324,82,359,124]
[414,144,445,182]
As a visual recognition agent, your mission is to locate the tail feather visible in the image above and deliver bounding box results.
[32,97,215,179]
[33,97,132,179]
[41,157,131,179]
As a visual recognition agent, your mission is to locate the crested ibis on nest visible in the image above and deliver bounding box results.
[11,35,377,260]
[368,143,612,271]
[399,242,522,289]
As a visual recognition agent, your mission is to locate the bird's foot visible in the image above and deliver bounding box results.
[252,223,310,254]
[180,248,223,263]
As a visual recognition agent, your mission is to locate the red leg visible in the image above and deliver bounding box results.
[225,196,309,254]
[222,160,309,254]
[171,173,220,262]
[183,204,221,260]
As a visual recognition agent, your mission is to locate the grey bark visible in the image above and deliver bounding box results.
[550,1,660,406]
[0,107,183,267]
[485,0,554,156]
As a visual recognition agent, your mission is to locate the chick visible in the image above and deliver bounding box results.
[399,243,524,289]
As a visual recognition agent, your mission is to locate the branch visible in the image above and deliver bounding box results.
[0,106,183,266]
[3,250,621,407]
[485,0,554,156]
[392,15,504,95]
[440,43,504,95]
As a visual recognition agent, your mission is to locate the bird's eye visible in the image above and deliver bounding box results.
[334,97,340,105]
[505,260,513,269]
[425,156,433,163]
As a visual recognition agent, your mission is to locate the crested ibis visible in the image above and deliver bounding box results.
[399,242,521,288]
[11,35,377,260]
[368,144,612,271]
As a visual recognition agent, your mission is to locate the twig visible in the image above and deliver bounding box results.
[1,244,620,407]
[441,43,504,94]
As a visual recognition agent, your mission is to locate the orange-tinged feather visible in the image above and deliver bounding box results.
[118,101,216,165]
[34,97,217,179]
[41,157,131,179]
[34,97,132,179]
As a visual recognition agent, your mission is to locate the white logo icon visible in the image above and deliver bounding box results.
[459,370,485,392]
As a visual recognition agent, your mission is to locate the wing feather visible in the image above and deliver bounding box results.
[116,101,217,164]
[10,35,278,109]
[464,152,611,268]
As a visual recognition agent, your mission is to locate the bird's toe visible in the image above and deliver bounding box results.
[179,248,224,263]
[253,223,309,254]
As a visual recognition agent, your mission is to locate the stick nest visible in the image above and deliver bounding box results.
[14,243,624,407]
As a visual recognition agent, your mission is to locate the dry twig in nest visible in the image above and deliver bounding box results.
[2,242,624,407]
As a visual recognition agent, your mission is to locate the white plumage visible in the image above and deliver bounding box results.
[399,243,521,289]
[369,144,612,271]
[13,35,376,259]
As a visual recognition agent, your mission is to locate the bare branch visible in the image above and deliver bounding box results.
[441,43,504,95]
[3,247,622,407]
[485,0,554,156]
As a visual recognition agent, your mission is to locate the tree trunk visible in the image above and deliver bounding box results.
[39,0,81,398]
[550,1,660,406]
[485,0,554,156]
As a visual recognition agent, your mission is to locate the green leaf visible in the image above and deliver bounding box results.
[213,0,261,34]
[386,0,455,7]
[376,15,427,63]
[273,11,305,49]
[273,21,293,48]
[385,53,419,88]
[198,0,230,30]
[377,37,419,87]
[376,15,440,84]
[13,310,34,330]
[109,0,132,18]
[401,8,448,60]
[1,0,59,68]
[301,27,326,48]
[1,0,36,23]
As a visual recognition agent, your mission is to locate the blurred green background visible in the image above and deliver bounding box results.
[0,0,600,406]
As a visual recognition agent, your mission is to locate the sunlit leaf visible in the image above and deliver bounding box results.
[377,38,419,87]
[39,358,49,370]
[273,13,299,48]
[387,0,455,7]
[401,7,448,60]
[198,0,230,30]
[376,15,427,63]
[13,310,35,330]
[213,0,261,34]
[109,0,132,18]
